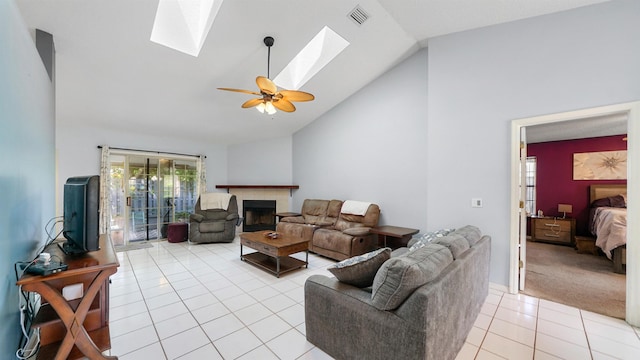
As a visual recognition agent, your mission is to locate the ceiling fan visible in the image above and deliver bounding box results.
[218,36,315,115]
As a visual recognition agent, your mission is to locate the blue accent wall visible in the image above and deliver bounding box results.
[0,0,55,357]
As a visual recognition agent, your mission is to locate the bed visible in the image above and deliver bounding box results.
[589,184,627,274]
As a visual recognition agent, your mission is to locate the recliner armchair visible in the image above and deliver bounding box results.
[189,194,239,243]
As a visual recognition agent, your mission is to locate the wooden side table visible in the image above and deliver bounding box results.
[531,217,575,246]
[17,235,119,360]
[370,226,419,249]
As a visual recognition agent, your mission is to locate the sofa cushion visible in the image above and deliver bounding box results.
[452,225,482,246]
[371,243,453,310]
[302,199,330,225]
[200,221,225,233]
[328,248,391,287]
[432,234,470,259]
[408,228,455,251]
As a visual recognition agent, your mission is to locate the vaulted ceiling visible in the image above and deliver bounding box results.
[16,0,611,145]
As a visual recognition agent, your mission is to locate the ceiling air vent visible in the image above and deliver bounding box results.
[348,5,369,26]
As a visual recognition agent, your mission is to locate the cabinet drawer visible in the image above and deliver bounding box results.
[242,239,277,257]
[534,220,571,232]
[532,218,574,245]
[535,230,572,243]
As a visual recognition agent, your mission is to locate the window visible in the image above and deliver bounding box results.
[525,156,537,215]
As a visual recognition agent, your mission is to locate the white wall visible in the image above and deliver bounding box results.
[227,136,293,185]
[426,0,640,285]
[292,48,428,228]
[0,0,55,356]
[291,0,640,286]
[55,123,228,215]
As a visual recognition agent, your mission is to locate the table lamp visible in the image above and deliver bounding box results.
[558,204,572,218]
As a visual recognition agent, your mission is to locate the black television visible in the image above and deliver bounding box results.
[61,175,100,255]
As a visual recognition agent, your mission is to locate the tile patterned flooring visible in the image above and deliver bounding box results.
[105,238,640,359]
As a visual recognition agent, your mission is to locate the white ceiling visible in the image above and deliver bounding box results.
[16,0,611,145]
[527,113,628,144]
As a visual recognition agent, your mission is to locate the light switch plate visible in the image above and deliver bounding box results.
[471,198,483,208]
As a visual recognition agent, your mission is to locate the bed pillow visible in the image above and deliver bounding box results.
[371,244,453,310]
[591,195,626,208]
[328,248,391,288]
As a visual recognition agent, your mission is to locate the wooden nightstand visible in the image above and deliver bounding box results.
[531,217,576,246]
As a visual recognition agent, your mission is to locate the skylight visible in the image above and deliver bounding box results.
[274,26,350,90]
[150,0,224,57]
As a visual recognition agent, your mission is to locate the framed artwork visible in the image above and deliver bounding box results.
[573,150,627,180]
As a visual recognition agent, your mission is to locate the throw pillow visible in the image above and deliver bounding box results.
[408,228,455,251]
[328,248,391,288]
[371,244,453,310]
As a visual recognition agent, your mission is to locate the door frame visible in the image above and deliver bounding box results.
[508,101,640,326]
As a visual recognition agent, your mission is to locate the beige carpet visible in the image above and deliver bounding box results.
[522,240,626,319]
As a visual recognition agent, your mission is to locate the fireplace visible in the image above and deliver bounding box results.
[243,200,276,232]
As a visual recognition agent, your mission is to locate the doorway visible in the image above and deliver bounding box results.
[108,154,198,245]
[509,101,640,326]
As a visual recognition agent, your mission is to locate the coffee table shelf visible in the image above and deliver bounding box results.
[241,252,307,277]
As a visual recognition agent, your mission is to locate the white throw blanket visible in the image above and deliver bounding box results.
[200,193,232,210]
[341,200,371,216]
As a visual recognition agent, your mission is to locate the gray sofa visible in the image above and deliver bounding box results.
[305,225,490,360]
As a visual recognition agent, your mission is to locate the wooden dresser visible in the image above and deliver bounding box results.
[531,217,576,246]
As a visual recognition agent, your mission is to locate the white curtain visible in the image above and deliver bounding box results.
[197,155,207,196]
[99,146,111,236]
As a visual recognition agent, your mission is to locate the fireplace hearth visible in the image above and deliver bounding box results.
[243,200,276,232]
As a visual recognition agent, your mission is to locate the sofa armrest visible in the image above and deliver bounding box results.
[189,213,204,222]
[226,213,239,221]
[305,275,423,360]
[280,216,305,224]
[342,226,371,236]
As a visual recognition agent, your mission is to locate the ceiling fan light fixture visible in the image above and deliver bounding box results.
[265,101,276,115]
[218,36,315,115]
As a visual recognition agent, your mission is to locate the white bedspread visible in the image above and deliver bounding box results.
[593,207,627,260]
[200,193,232,210]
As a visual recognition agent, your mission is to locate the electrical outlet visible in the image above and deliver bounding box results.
[471,198,483,208]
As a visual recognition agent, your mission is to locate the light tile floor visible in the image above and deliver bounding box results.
[105,238,640,360]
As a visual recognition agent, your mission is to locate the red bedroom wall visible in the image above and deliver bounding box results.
[528,134,627,236]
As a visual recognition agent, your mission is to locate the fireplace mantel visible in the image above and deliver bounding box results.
[216,185,299,190]
[219,186,296,225]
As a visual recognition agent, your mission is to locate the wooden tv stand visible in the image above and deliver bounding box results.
[17,235,119,360]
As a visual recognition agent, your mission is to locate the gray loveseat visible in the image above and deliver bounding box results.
[305,225,490,360]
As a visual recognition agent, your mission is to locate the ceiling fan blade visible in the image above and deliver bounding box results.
[218,87,261,95]
[256,76,277,95]
[241,98,264,108]
[279,90,315,102]
[272,98,296,112]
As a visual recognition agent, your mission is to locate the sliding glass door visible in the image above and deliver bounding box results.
[108,154,198,245]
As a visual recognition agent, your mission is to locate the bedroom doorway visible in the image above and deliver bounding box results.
[509,101,640,326]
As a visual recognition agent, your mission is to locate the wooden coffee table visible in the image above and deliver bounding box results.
[240,231,309,277]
